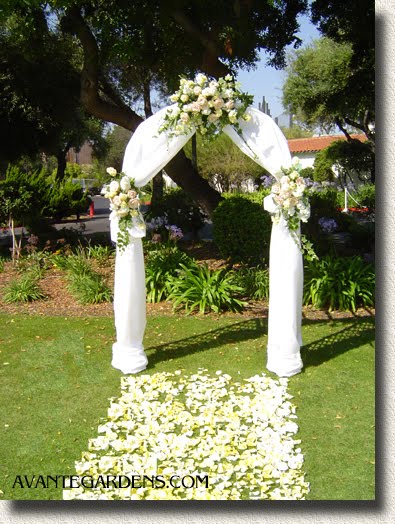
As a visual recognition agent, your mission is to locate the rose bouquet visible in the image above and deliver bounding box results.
[159,74,253,141]
[101,167,146,251]
[269,158,317,260]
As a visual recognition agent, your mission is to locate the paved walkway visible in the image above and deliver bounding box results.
[0,196,111,244]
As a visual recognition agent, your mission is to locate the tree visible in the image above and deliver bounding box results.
[314,139,375,186]
[282,38,374,140]
[184,134,265,193]
[0,6,107,177]
[100,126,132,174]
[309,0,375,140]
[4,0,306,216]
[0,166,47,260]
[280,125,313,139]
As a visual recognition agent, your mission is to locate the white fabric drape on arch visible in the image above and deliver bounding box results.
[111,105,303,377]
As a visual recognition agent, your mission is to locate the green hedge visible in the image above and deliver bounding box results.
[212,194,272,266]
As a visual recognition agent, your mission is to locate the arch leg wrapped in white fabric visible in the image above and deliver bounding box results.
[111,220,147,374]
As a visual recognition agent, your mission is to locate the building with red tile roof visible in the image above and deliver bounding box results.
[287,134,367,168]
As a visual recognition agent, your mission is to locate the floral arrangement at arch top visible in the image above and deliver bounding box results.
[101,167,146,251]
[159,74,254,141]
[270,158,317,261]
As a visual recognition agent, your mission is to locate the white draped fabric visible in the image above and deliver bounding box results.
[111,105,303,377]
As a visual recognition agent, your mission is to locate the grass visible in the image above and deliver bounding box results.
[0,313,374,500]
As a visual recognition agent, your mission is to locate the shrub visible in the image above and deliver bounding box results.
[303,255,375,312]
[232,266,269,301]
[3,274,46,303]
[45,180,91,221]
[354,183,375,210]
[146,188,205,236]
[85,244,114,266]
[166,261,246,314]
[347,221,375,254]
[58,251,93,276]
[212,196,272,265]
[145,245,194,303]
[67,272,112,304]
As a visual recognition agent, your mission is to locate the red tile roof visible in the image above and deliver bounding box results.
[287,134,367,153]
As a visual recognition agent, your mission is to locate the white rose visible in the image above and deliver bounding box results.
[193,85,202,95]
[117,207,129,218]
[180,94,189,103]
[208,113,219,123]
[195,73,208,85]
[170,93,179,102]
[109,180,120,193]
[228,109,237,123]
[120,176,131,192]
[180,112,190,123]
[106,167,117,177]
[112,195,121,207]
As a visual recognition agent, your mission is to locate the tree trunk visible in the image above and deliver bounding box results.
[56,150,67,181]
[143,79,164,207]
[66,6,223,216]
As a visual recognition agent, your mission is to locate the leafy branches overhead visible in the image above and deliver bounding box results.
[0,4,106,168]
[2,1,308,215]
[282,38,374,139]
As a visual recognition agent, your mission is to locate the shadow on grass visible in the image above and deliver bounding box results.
[146,316,375,370]
[146,317,267,368]
[301,317,375,369]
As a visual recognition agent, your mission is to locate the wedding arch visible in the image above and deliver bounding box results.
[109,102,304,378]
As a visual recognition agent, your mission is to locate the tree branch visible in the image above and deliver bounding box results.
[171,9,231,77]
[343,117,374,142]
[63,7,143,131]
[335,117,353,141]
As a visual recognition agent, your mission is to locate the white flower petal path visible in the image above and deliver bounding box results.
[63,370,309,500]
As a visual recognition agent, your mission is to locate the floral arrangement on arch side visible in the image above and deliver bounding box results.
[270,157,317,261]
[101,167,146,251]
[158,74,254,141]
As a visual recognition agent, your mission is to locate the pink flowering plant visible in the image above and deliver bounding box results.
[101,167,146,251]
[270,158,317,260]
[159,74,253,141]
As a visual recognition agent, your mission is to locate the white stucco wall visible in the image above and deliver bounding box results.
[290,151,316,169]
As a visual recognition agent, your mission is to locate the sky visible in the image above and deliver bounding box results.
[236,14,320,119]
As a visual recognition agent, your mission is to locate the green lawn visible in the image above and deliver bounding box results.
[0,313,374,500]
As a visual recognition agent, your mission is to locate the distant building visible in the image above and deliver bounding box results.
[287,134,368,169]
[258,96,272,117]
[66,142,94,165]
[257,96,293,129]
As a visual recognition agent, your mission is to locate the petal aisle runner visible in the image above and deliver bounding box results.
[63,369,309,500]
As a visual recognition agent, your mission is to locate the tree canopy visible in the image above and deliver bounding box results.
[0,0,308,214]
[0,5,107,175]
[184,134,265,193]
[282,37,374,141]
